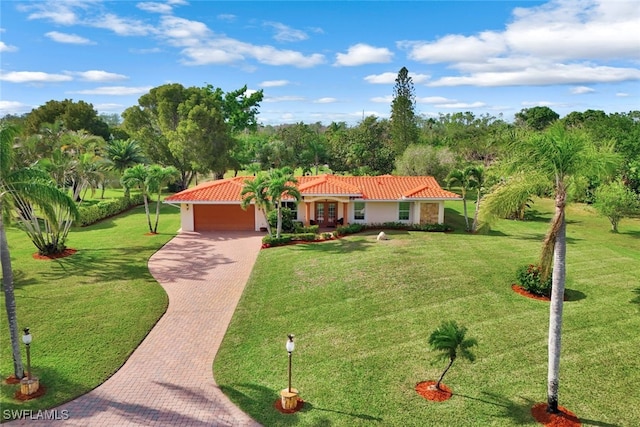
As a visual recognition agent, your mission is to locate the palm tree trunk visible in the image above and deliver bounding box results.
[547,194,567,414]
[471,191,481,232]
[436,356,455,390]
[143,195,153,233]
[276,205,283,238]
[153,193,161,233]
[0,212,25,379]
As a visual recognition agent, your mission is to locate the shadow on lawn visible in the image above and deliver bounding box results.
[631,288,640,308]
[300,402,383,422]
[293,236,376,254]
[455,391,534,425]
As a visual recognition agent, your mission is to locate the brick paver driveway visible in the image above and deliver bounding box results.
[12,231,264,426]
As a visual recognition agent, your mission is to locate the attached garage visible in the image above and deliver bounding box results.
[194,204,255,231]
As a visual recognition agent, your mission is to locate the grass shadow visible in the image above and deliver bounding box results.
[219,383,301,425]
[292,236,376,254]
[455,391,535,425]
[301,401,383,422]
[631,288,640,308]
[564,288,587,302]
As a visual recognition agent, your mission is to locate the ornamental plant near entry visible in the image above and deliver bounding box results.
[517,264,552,297]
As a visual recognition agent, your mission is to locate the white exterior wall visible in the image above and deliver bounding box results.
[358,201,413,224]
[181,203,195,232]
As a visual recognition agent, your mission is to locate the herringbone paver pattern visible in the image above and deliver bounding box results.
[10,231,263,426]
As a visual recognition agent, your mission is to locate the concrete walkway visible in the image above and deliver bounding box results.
[12,231,264,426]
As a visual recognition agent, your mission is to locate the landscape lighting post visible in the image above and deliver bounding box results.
[286,334,295,393]
[22,328,32,380]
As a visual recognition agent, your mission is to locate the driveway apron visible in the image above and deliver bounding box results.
[11,231,264,426]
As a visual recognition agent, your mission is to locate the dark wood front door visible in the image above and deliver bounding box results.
[315,202,337,228]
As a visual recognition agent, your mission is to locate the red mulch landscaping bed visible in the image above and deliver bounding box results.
[32,248,77,260]
[531,403,581,426]
[274,398,305,413]
[415,381,452,402]
[512,284,551,301]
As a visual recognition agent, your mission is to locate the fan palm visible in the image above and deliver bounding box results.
[1,123,78,378]
[428,320,477,390]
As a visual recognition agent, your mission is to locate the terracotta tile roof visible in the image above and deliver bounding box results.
[165,174,461,203]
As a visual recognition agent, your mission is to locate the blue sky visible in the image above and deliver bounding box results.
[1,0,639,126]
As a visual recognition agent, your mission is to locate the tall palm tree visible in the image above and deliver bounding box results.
[447,165,482,231]
[241,174,272,236]
[147,165,179,233]
[267,167,301,238]
[428,320,477,390]
[121,164,153,233]
[1,123,78,378]
[468,165,485,233]
[480,122,619,413]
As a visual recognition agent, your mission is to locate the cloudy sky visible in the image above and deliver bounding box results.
[1,0,638,125]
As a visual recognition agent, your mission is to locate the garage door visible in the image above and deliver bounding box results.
[194,204,255,231]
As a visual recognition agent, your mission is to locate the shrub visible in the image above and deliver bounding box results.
[336,223,364,236]
[294,223,320,234]
[516,264,552,297]
[76,194,145,227]
[409,223,453,232]
[262,235,292,246]
[267,207,296,233]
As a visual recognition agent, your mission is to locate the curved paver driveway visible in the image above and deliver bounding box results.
[11,231,264,426]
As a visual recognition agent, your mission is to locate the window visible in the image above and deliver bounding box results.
[282,201,298,219]
[354,201,365,221]
[399,202,410,221]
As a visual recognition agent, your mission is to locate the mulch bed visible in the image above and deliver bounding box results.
[415,381,453,402]
[531,403,581,426]
[274,398,305,414]
[32,248,77,260]
[512,284,551,301]
[14,384,47,401]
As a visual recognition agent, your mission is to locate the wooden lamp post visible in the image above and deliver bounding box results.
[280,334,299,410]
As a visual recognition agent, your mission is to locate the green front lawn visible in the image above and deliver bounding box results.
[214,199,640,426]
[0,204,180,419]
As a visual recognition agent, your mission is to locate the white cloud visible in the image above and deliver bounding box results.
[91,13,155,36]
[570,86,595,95]
[129,47,162,54]
[428,64,640,87]
[0,71,73,83]
[260,80,290,88]
[417,96,455,104]
[313,97,337,104]
[137,2,174,14]
[182,38,325,68]
[616,92,629,97]
[66,70,129,82]
[434,101,487,109]
[46,31,94,45]
[70,86,152,95]
[365,71,430,84]
[0,41,18,52]
[0,100,30,115]
[334,43,393,66]
[371,95,393,103]
[19,1,79,25]
[264,22,308,42]
[399,0,640,88]
[159,15,211,47]
[521,100,568,108]
[217,14,236,22]
[95,103,125,112]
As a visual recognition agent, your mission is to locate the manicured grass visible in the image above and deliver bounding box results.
[214,198,640,426]
[0,203,180,419]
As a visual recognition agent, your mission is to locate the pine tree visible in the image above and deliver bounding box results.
[390,67,419,155]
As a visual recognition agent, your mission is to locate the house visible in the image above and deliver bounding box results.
[164,174,462,232]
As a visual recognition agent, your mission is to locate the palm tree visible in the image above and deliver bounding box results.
[121,164,153,233]
[428,320,477,390]
[106,139,147,197]
[267,167,301,238]
[241,173,272,236]
[147,165,179,233]
[447,165,482,231]
[468,165,485,233]
[1,123,78,378]
[480,122,619,413]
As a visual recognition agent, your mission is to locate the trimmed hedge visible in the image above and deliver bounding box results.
[76,194,145,227]
[336,222,452,236]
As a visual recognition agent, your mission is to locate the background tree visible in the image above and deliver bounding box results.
[1,123,78,378]
[24,99,110,139]
[480,122,619,413]
[394,145,456,184]
[390,67,419,156]
[594,180,640,233]
[345,116,395,175]
[428,320,477,391]
[105,139,147,197]
[514,106,559,131]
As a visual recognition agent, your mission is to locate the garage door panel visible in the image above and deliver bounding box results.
[194,204,254,231]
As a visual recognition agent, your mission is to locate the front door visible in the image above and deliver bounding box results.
[315,202,337,228]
